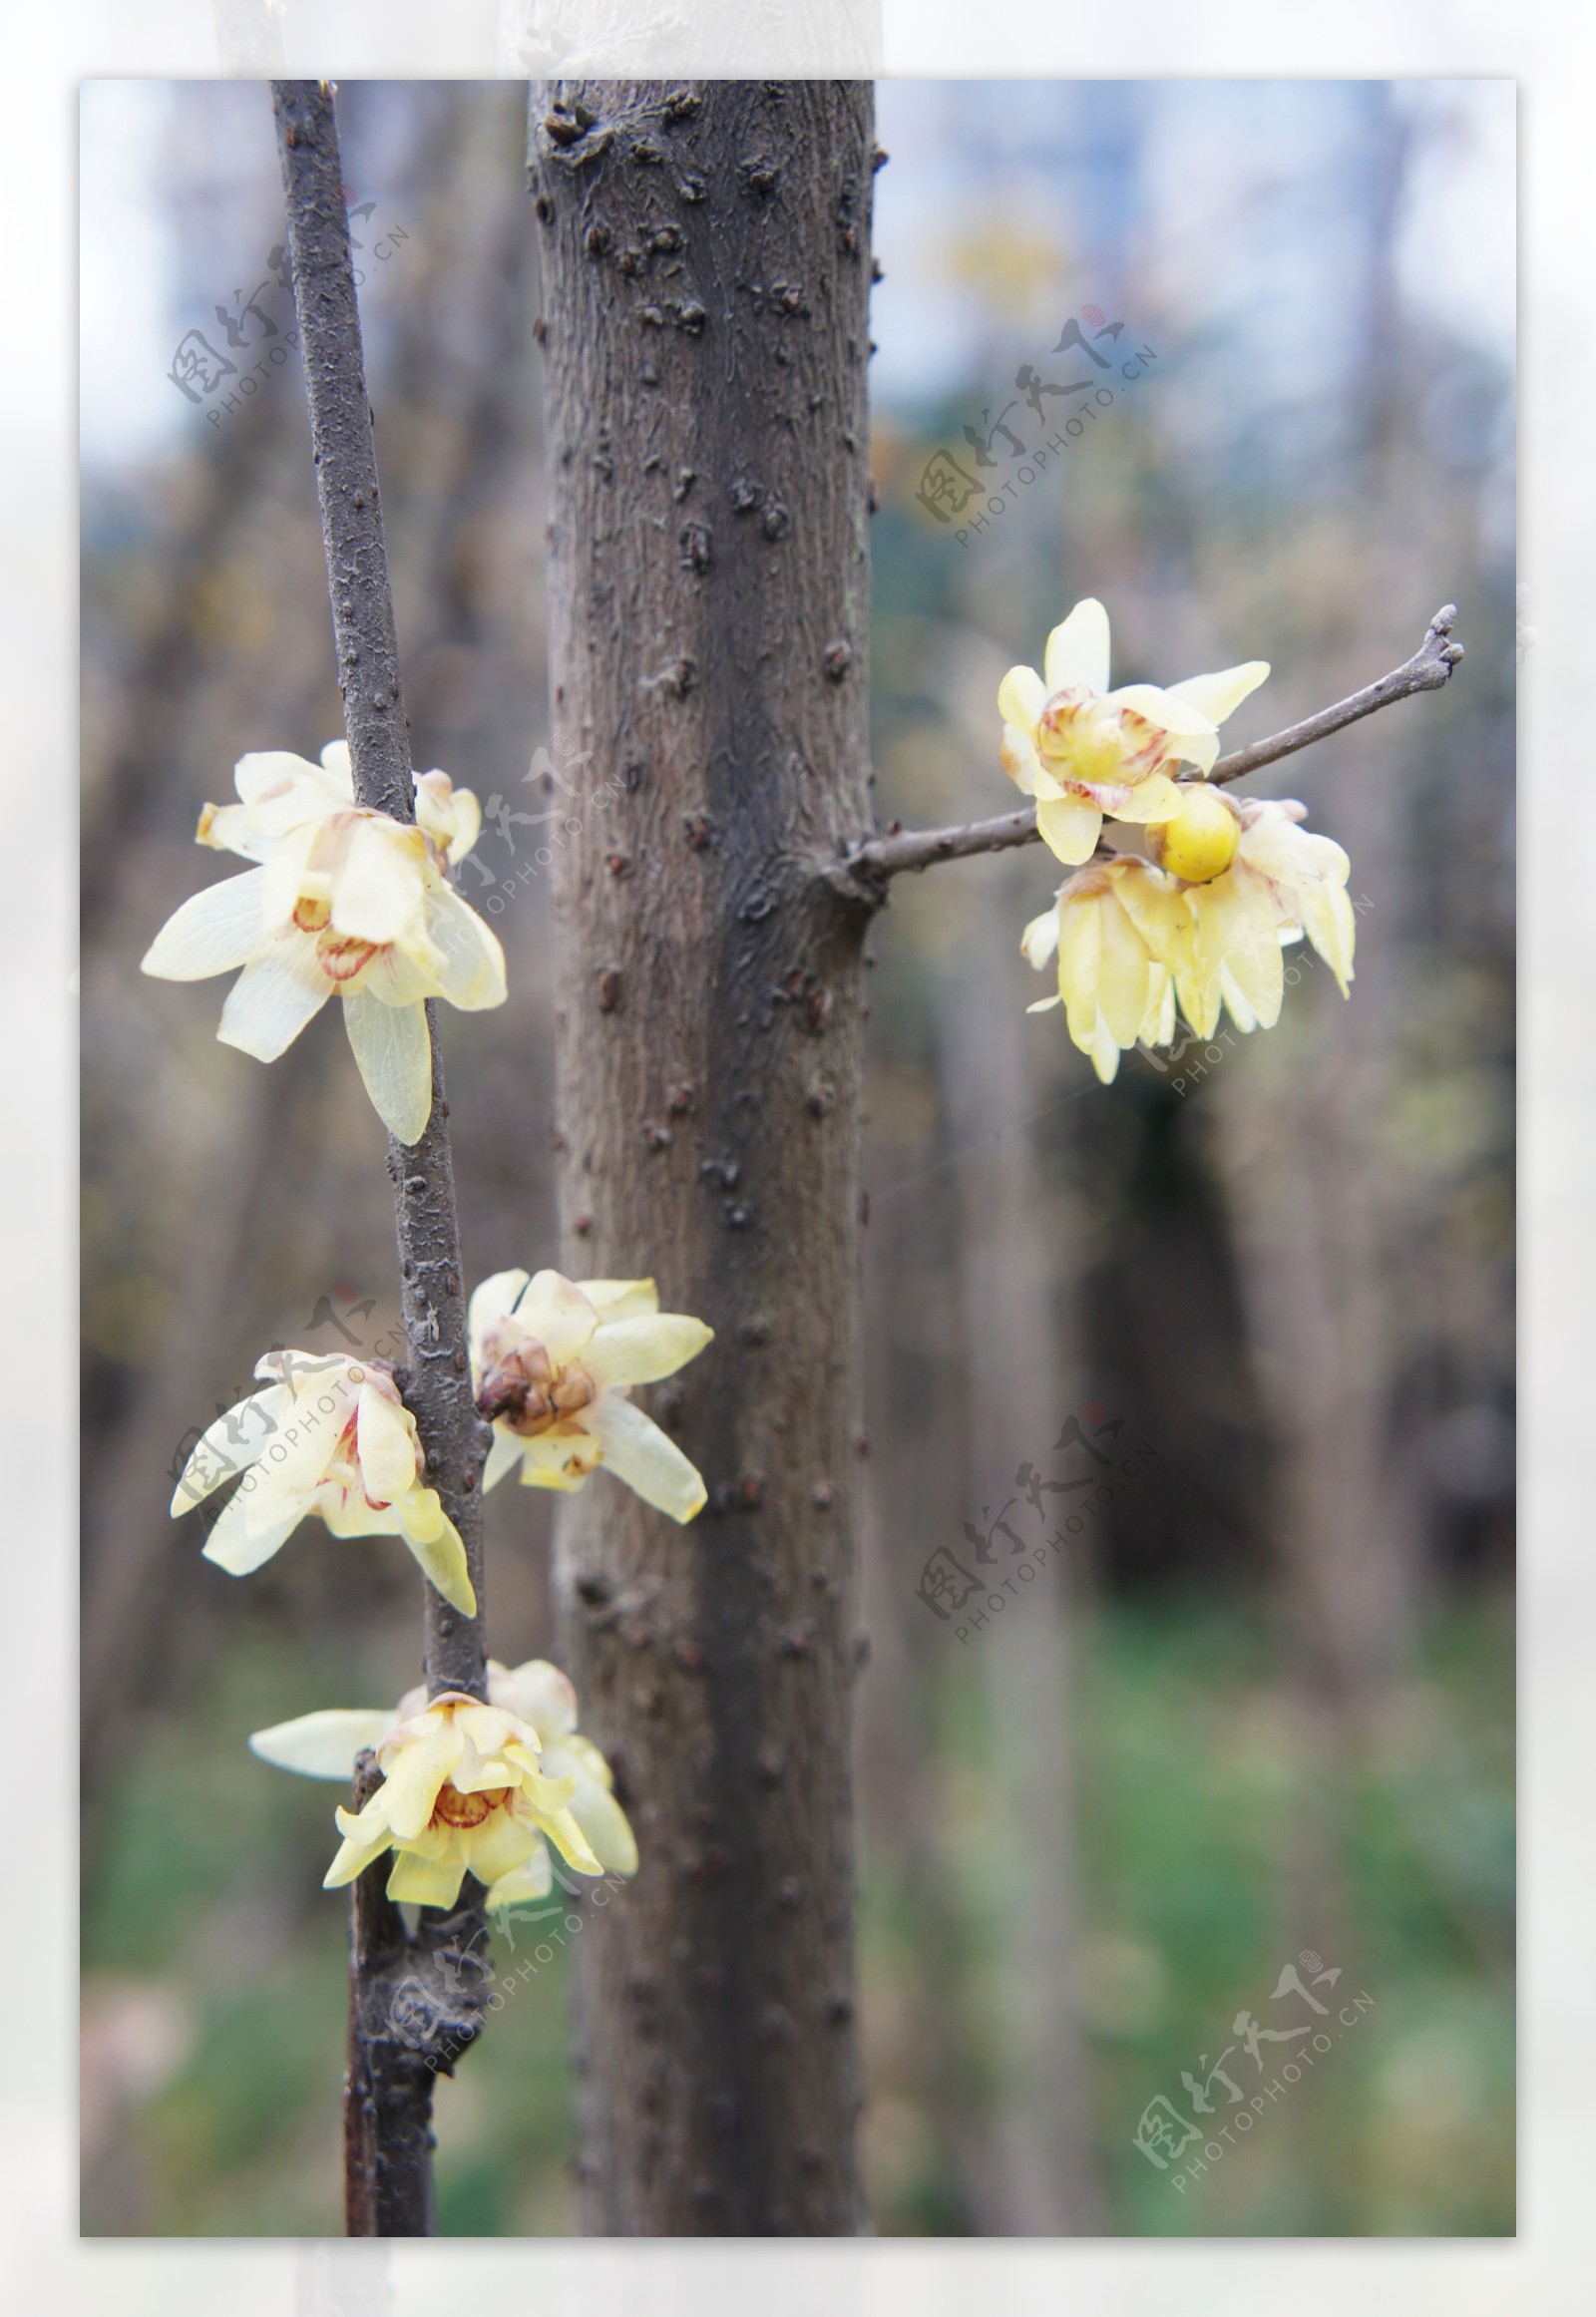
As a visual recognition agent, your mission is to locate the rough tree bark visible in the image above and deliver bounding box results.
[531,79,876,2232]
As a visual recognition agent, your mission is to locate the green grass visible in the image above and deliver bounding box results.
[83,1594,1513,2235]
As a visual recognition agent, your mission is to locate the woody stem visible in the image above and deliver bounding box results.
[272,76,491,2240]
[827,604,1463,902]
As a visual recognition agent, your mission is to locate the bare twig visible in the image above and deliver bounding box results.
[1207,604,1463,786]
[830,605,1463,901]
[272,77,492,2239]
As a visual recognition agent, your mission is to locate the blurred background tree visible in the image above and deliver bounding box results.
[81,77,1513,2235]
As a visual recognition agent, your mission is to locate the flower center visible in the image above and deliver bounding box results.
[315,929,382,983]
[477,1329,598,1435]
[1037,690,1170,789]
[293,896,332,933]
[432,1783,511,1830]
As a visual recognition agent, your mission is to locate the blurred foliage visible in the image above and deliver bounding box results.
[83,1594,1511,2234]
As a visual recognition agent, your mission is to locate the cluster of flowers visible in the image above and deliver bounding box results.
[148,746,712,1912]
[168,1263,711,1908]
[998,600,1357,1081]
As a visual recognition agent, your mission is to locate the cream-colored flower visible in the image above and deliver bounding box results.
[248,1657,634,1911]
[1021,857,1192,1084]
[470,1269,712,1523]
[1167,797,1357,1039]
[141,741,505,1143]
[998,598,1270,866]
[171,1350,475,1614]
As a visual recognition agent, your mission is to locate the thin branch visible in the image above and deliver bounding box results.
[830,605,1463,901]
[1207,602,1463,786]
[273,77,492,2239]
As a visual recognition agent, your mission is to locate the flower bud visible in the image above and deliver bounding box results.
[1145,784,1240,883]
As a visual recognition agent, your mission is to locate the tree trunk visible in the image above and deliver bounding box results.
[531,79,875,2233]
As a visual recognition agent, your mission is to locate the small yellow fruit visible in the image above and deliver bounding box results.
[1147,785,1239,883]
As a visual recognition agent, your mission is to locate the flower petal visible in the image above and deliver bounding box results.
[341,990,433,1145]
[249,1709,395,1780]
[356,1382,418,1506]
[589,1392,707,1523]
[170,1383,290,1514]
[217,939,333,1062]
[518,1272,600,1367]
[237,747,345,812]
[1096,893,1154,1048]
[1101,688,1216,771]
[200,1485,305,1577]
[1300,880,1358,993]
[481,1423,524,1492]
[331,818,430,949]
[258,820,323,936]
[588,1314,713,1391]
[997,664,1046,732]
[380,1721,465,1840]
[395,1493,477,1616]
[492,1659,579,1739]
[1165,659,1270,729]
[515,1428,599,1492]
[323,1818,395,1889]
[1020,904,1060,971]
[423,879,508,1010]
[142,870,266,981]
[1043,598,1111,694]
[233,1401,340,1538]
[524,1798,601,1878]
[1036,792,1103,867]
[484,1852,554,1912]
[1106,770,1185,825]
[460,1807,541,1888]
[317,740,356,797]
[386,1847,469,1910]
[999,721,1043,796]
[581,1280,659,1322]
[549,1735,638,1874]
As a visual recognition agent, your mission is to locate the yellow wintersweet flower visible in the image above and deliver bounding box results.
[1152,794,1357,1039]
[470,1269,713,1522]
[141,741,504,1143]
[1021,857,1193,1084]
[248,1657,635,1912]
[171,1350,475,1614]
[998,597,1270,866]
